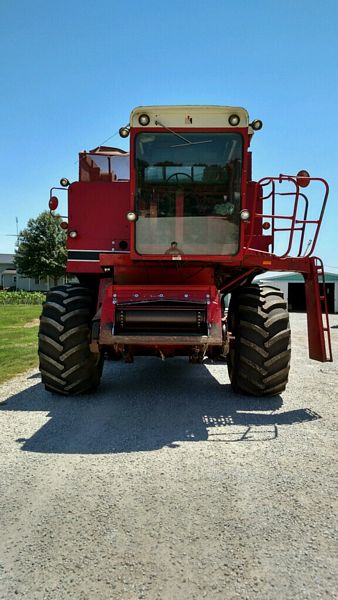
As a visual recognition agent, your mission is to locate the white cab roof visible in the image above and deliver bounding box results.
[130,105,249,128]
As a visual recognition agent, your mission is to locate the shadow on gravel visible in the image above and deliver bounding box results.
[0,358,321,454]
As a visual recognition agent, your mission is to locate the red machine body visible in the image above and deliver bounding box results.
[42,106,331,397]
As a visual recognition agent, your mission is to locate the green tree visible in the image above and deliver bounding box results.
[14,211,67,286]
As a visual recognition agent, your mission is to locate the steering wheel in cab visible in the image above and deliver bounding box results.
[166,173,193,184]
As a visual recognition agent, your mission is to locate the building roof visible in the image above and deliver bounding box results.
[256,271,338,283]
[0,254,15,264]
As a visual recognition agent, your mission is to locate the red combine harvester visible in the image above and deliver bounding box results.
[39,105,332,396]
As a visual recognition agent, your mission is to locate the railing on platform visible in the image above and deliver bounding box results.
[245,176,329,259]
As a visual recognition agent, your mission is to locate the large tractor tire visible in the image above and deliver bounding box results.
[227,284,291,396]
[38,285,102,395]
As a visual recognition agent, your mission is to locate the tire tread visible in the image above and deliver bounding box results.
[228,284,291,396]
[38,284,102,395]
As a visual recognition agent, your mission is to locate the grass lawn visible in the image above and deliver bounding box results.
[0,305,42,385]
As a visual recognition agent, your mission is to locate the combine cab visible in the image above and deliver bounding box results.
[39,105,332,396]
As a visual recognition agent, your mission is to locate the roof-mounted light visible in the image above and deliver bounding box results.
[119,127,130,138]
[138,113,150,126]
[228,114,240,126]
[250,119,263,131]
[60,178,70,187]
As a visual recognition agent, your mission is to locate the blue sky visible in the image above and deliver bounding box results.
[1,0,337,270]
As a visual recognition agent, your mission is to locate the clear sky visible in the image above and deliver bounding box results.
[1,0,337,271]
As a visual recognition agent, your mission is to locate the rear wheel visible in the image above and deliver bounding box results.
[38,285,103,395]
[227,284,291,396]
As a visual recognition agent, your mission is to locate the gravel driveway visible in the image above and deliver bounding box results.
[0,313,337,599]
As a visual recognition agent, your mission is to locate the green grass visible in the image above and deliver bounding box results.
[0,305,42,384]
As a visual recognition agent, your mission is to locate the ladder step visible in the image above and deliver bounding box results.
[304,257,333,362]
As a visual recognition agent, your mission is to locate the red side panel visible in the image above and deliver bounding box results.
[67,181,130,272]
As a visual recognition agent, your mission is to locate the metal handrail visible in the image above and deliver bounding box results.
[244,176,329,259]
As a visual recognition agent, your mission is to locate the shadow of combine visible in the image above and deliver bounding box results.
[0,358,321,454]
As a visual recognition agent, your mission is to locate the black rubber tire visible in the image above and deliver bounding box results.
[38,284,103,395]
[227,284,291,396]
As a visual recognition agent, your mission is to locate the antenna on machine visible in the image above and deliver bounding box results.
[303,239,313,256]
[5,217,20,244]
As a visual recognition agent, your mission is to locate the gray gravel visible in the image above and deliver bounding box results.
[0,313,337,600]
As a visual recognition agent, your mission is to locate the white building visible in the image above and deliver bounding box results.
[0,253,75,291]
[255,271,338,314]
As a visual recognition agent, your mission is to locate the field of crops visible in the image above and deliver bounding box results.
[0,291,46,305]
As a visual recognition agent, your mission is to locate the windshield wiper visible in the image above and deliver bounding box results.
[155,120,213,147]
[170,140,213,148]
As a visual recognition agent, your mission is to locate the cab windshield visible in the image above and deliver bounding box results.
[135,132,242,256]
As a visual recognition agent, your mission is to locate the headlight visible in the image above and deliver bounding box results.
[119,127,130,138]
[126,211,138,222]
[240,209,251,221]
[250,119,263,131]
[138,113,150,126]
[228,114,240,126]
